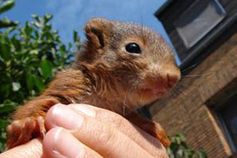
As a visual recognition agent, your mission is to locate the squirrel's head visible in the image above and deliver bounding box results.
[77,18,181,109]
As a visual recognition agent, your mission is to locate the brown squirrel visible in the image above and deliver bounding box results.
[6,18,181,149]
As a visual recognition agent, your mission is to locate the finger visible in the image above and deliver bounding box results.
[0,139,42,158]
[43,127,102,158]
[46,104,154,158]
[68,104,167,157]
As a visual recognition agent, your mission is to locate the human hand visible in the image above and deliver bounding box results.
[43,103,168,158]
[0,103,168,158]
[0,139,42,158]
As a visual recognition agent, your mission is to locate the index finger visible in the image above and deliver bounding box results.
[68,104,168,157]
[45,104,155,158]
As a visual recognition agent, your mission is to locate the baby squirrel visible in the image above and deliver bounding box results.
[6,18,181,149]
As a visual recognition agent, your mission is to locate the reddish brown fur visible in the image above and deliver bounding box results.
[7,18,181,149]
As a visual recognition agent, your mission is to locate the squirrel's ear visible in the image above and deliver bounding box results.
[85,18,113,49]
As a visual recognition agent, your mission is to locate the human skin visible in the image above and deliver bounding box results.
[1,103,168,158]
[0,139,43,158]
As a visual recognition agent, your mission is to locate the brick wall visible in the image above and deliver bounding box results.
[150,32,237,157]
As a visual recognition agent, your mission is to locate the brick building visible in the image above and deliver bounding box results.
[151,0,237,157]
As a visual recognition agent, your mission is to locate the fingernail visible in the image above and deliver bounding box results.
[71,104,96,117]
[51,128,85,158]
[51,104,84,130]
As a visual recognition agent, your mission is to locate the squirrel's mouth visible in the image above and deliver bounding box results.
[136,86,169,106]
[138,64,181,100]
[138,72,180,101]
[135,78,172,105]
[140,87,168,98]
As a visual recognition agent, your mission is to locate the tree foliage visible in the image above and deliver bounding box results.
[0,0,79,151]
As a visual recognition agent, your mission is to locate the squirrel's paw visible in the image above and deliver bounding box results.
[6,116,45,149]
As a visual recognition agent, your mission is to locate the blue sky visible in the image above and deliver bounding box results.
[2,0,169,43]
[1,0,182,64]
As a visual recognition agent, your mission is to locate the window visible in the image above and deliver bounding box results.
[173,0,226,48]
[218,96,237,151]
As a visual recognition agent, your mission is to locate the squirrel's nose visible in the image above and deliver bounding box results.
[166,69,181,88]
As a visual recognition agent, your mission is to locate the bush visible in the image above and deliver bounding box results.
[0,0,79,151]
[168,134,207,158]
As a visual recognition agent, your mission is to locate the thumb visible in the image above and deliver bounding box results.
[0,139,43,158]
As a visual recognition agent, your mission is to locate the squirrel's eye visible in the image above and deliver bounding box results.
[125,43,141,54]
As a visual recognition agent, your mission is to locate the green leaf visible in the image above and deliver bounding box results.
[196,150,208,158]
[0,0,15,14]
[29,49,38,55]
[26,72,34,91]
[44,14,53,23]
[0,119,9,129]
[0,100,17,114]
[73,30,81,49]
[0,83,11,98]
[0,42,11,60]
[40,59,53,78]
[12,82,21,91]
[0,18,17,28]
[11,35,21,50]
[33,76,45,92]
[73,30,78,42]
[0,105,16,114]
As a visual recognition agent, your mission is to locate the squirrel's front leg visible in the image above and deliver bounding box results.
[6,96,59,149]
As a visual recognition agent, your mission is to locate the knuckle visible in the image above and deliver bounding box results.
[97,127,114,145]
[99,109,126,124]
[109,113,128,128]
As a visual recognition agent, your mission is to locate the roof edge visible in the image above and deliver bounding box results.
[154,0,173,17]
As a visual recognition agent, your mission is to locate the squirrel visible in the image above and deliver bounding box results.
[6,18,181,149]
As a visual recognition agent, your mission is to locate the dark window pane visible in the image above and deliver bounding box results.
[174,0,226,48]
[220,96,237,148]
